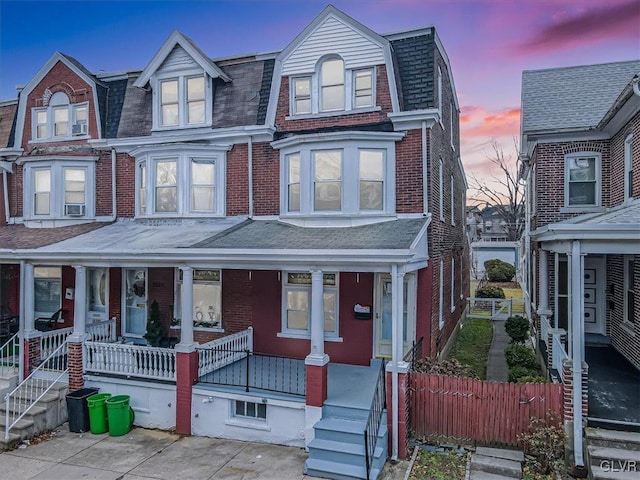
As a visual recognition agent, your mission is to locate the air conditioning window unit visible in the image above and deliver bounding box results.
[65,204,86,216]
[72,123,87,136]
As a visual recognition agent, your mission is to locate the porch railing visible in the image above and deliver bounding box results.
[196,327,253,377]
[5,339,68,440]
[84,341,176,381]
[551,329,568,381]
[364,361,386,480]
[540,315,552,352]
[0,333,20,377]
[40,327,73,359]
[198,348,305,397]
[87,318,117,343]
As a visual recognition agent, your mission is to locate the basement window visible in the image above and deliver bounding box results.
[234,400,266,420]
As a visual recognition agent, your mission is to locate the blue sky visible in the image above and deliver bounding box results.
[1,0,638,181]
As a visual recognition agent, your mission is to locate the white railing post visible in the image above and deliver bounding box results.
[247,326,253,353]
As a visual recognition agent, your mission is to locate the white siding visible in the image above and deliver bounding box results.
[158,45,200,73]
[282,16,385,75]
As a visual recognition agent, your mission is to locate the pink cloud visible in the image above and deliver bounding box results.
[460,106,520,139]
[513,1,640,55]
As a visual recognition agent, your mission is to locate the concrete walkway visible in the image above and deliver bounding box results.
[485,320,509,382]
[0,425,408,480]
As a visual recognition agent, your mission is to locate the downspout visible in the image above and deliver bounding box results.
[2,169,9,225]
[422,121,428,214]
[391,264,399,461]
[110,148,117,221]
[248,136,254,218]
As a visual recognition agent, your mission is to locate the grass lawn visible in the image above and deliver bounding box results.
[408,450,467,480]
[448,319,493,379]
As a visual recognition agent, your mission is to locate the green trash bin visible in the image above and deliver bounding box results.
[87,393,111,434]
[105,395,135,437]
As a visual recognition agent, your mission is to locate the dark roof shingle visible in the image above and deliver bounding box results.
[0,223,107,250]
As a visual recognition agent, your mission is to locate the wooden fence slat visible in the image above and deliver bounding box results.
[409,373,563,447]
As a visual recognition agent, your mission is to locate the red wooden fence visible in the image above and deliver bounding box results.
[409,373,563,447]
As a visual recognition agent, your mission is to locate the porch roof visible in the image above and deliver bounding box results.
[533,200,640,253]
[0,222,107,253]
[8,217,430,270]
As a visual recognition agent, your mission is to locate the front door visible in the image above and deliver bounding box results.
[584,256,606,335]
[374,273,416,358]
[123,268,147,337]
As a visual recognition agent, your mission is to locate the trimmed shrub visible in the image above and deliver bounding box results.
[483,259,503,271]
[476,286,505,299]
[508,366,538,383]
[516,375,547,384]
[505,315,529,343]
[487,263,516,282]
[505,343,537,369]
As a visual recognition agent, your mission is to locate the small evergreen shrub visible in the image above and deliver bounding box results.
[476,286,505,299]
[508,366,538,383]
[505,344,537,369]
[484,259,516,282]
[144,300,166,347]
[505,315,529,343]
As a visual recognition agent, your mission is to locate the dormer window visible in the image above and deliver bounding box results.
[154,74,210,129]
[32,92,89,141]
[288,59,376,117]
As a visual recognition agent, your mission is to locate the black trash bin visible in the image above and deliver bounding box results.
[66,387,99,433]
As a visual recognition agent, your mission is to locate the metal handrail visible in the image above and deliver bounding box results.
[363,361,386,480]
[4,338,68,440]
[0,333,20,377]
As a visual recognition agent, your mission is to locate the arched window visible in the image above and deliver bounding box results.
[50,92,70,137]
[320,58,344,112]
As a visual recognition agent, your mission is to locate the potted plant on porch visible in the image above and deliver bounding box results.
[144,300,166,347]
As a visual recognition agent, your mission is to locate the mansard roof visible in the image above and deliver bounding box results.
[521,60,640,135]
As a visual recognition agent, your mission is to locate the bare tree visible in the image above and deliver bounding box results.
[468,139,525,241]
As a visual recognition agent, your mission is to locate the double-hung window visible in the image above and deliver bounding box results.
[139,164,147,214]
[64,168,86,207]
[186,77,205,124]
[438,260,444,329]
[624,134,634,202]
[450,175,455,225]
[32,92,90,141]
[450,257,456,312]
[155,74,209,128]
[439,159,444,221]
[565,153,600,207]
[34,267,62,318]
[160,80,179,126]
[353,69,373,108]
[175,269,222,329]
[287,154,301,212]
[359,150,384,210]
[34,169,51,215]
[191,159,216,212]
[53,106,69,137]
[281,272,338,339]
[320,58,345,112]
[292,78,311,115]
[155,159,178,213]
[314,151,342,211]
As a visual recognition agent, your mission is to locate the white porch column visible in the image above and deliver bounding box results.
[307,269,328,363]
[570,240,585,468]
[23,262,36,337]
[69,265,87,342]
[177,266,195,350]
[537,249,552,342]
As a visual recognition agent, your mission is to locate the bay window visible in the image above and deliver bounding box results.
[287,154,301,212]
[314,150,342,211]
[191,159,216,212]
[359,150,384,210]
[175,269,222,330]
[565,153,600,207]
[64,168,86,206]
[281,272,338,339]
[34,169,51,215]
[155,160,178,213]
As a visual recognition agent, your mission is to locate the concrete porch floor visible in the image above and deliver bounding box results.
[586,345,640,425]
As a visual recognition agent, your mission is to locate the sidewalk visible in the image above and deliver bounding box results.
[485,319,509,382]
[0,425,409,480]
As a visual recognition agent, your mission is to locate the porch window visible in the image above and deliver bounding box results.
[624,256,636,325]
[34,267,61,318]
[281,272,338,338]
[175,269,222,329]
[234,400,266,420]
[565,153,600,207]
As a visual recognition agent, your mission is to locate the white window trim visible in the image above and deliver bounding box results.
[34,266,62,319]
[30,102,90,142]
[86,267,109,322]
[135,147,226,218]
[291,76,312,115]
[450,257,456,312]
[450,103,454,150]
[450,175,455,226]
[439,159,444,222]
[173,268,224,332]
[439,259,444,329]
[288,64,376,118]
[278,138,397,217]
[437,67,443,123]
[22,158,96,222]
[151,69,212,131]
[624,134,634,203]
[279,271,341,341]
[623,255,635,327]
[563,152,601,209]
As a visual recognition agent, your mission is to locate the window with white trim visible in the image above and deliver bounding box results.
[288,57,375,116]
[439,159,444,221]
[450,257,455,312]
[234,400,266,420]
[624,256,636,325]
[279,138,396,216]
[281,272,338,339]
[153,73,210,129]
[32,92,89,141]
[624,134,634,202]
[23,159,95,221]
[175,269,222,330]
[450,103,454,149]
[87,268,108,321]
[439,259,444,329]
[34,267,61,318]
[564,153,600,207]
[136,149,225,217]
[450,175,455,225]
[437,67,443,116]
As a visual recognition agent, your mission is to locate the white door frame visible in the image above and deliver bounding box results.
[122,267,148,338]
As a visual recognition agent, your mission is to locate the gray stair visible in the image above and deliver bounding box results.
[586,428,640,480]
[0,380,68,450]
[469,447,523,479]
[305,409,388,480]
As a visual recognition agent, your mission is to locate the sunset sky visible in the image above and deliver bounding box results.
[1,0,638,190]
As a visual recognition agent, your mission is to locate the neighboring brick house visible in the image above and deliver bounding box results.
[0,6,468,476]
[520,60,640,472]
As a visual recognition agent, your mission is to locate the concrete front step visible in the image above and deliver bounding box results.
[470,454,522,478]
[313,417,367,444]
[589,464,640,480]
[305,458,380,480]
[475,447,524,463]
[588,446,640,463]
[586,427,640,451]
[469,471,522,480]
[308,438,386,468]
[322,403,369,421]
[0,431,21,450]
